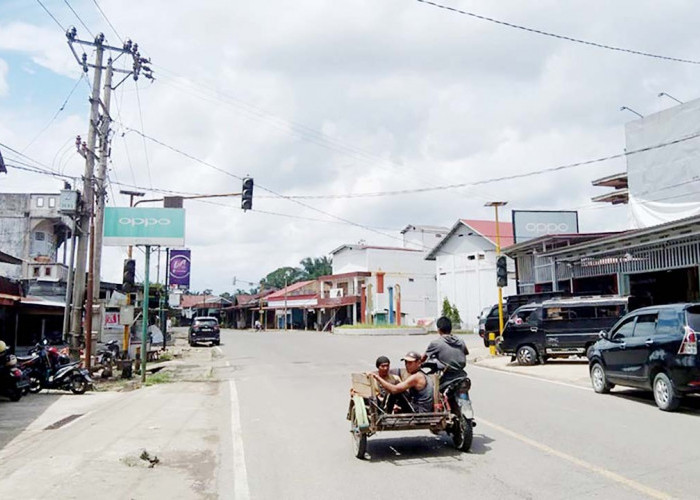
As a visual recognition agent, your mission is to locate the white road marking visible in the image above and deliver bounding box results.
[479,417,672,500]
[229,379,250,500]
[214,346,224,356]
[470,363,591,391]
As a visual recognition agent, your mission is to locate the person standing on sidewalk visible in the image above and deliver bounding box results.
[421,316,468,389]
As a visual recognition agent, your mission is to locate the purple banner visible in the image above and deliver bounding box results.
[169,249,191,288]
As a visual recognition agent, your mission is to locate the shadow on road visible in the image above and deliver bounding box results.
[364,432,493,464]
[0,393,62,451]
[611,389,700,415]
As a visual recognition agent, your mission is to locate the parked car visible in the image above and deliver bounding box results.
[188,317,220,346]
[478,304,501,347]
[588,303,700,411]
[498,296,628,365]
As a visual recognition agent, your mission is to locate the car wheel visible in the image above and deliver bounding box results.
[590,363,612,394]
[653,372,681,411]
[516,345,537,366]
[213,340,220,346]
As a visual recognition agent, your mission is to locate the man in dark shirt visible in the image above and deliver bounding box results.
[422,316,468,389]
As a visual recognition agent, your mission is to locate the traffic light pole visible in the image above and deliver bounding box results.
[486,201,508,356]
[141,245,151,383]
[120,190,144,353]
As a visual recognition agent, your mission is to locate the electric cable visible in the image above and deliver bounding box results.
[134,81,154,188]
[36,0,65,31]
[91,0,123,43]
[63,0,94,39]
[415,0,700,65]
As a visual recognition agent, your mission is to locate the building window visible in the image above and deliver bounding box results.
[33,267,40,277]
[45,267,52,277]
[36,197,44,208]
[408,278,414,282]
[467,254,476,260]
[48,197,56,208]
[35,232,45,241]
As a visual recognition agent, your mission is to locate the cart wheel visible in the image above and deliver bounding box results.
[350,410,367,459]
[452,415,473,452]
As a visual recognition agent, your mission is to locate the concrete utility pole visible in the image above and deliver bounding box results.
[69,33,104,352]
[92,58,114,300]
[65,28,154,353]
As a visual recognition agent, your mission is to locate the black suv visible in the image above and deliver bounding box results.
[588,303,700,411]
[188,317,220,346]
[478,305,501,347]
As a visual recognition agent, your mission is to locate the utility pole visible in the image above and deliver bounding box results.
[92,57,114,300]
[68,33,104,353]
[65,28,153,355]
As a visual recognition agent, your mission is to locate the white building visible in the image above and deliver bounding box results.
[426,219,517,331]
[331,237,442,325]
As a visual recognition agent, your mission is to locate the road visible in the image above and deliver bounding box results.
[2,329,700,499]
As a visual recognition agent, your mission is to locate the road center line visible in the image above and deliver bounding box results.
[470,363,591,391]
[478,417,672,500]
[229,379,250,500]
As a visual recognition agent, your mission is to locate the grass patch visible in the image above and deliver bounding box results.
[145,371,172,386]
[157,351,174,362]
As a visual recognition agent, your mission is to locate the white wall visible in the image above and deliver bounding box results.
[434,227,516,331]
[331,246,437,324]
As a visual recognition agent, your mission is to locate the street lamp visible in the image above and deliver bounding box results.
[485,201,508,355]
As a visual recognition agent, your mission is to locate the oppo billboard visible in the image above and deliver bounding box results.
[512,210,579,243]
[103,207,186,246]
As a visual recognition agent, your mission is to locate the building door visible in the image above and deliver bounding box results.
[628,267,699,307]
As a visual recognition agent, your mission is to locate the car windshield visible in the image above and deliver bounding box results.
[686,306,700,331]
[195,319,218,326]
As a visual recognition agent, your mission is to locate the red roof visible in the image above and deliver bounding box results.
[266,280,317,301]
[461,219,514,248]
[180,295,218,308]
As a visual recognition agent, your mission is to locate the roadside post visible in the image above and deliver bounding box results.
[141,246,150,382]
[486,201,508,356]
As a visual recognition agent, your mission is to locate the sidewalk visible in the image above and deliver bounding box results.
[463,334,592,387]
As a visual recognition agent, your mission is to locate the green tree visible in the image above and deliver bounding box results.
[261,266,304,290]
[299,256,332,280]
[441,298,453,319]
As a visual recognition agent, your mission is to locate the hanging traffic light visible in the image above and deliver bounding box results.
[496,255,508,288]
[123,259,136,291]
[241,177,254,211]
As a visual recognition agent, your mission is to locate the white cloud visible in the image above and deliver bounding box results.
[2,0,699,293]
[0,58,8,96]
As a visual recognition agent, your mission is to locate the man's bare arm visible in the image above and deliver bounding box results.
[370,372,420,395]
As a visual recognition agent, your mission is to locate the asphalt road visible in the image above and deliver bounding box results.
[2,329,699,499]
[219,329,700,500]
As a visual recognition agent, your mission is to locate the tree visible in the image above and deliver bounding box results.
[440,298,462,329]
[261,266,303,290]
[441,298,453,319]
[299,256,332,280]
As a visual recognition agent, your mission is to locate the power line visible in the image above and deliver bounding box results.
[134,81,154,188]
[91,0,122,43]
[22,74,86,153]
[415,0,700,65]
[63,0,94,39]
[36,0,65,31]
[258,130,700,199]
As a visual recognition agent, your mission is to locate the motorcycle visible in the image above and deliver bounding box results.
[18,341,92,394]
[0,342,29,401]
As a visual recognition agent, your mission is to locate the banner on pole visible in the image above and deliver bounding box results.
[169,249,191,288]
[103,207,185,246]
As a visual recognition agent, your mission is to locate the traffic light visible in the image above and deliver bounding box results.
[241,177,254,211]
[123,259,136,292]
[496,255,508,288]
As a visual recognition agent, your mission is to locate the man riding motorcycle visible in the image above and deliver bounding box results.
[421,316,468,389]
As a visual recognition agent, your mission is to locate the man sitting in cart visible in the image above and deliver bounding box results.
[370,351,434,413]
[421,316,468,389]
[373,356,402,405]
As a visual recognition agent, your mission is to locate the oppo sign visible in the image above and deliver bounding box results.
[513,210,579,243]
[104,207,185,246]
[118,217,172,227]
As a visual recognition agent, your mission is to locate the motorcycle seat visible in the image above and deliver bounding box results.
[16,355,37,363]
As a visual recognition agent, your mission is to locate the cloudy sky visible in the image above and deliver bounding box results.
[2,0,699,293]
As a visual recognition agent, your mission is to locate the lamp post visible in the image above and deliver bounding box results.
[485,201,508,356]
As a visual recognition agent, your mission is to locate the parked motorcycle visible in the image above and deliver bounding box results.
[0,341,29,401]
[18,341,92,394]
